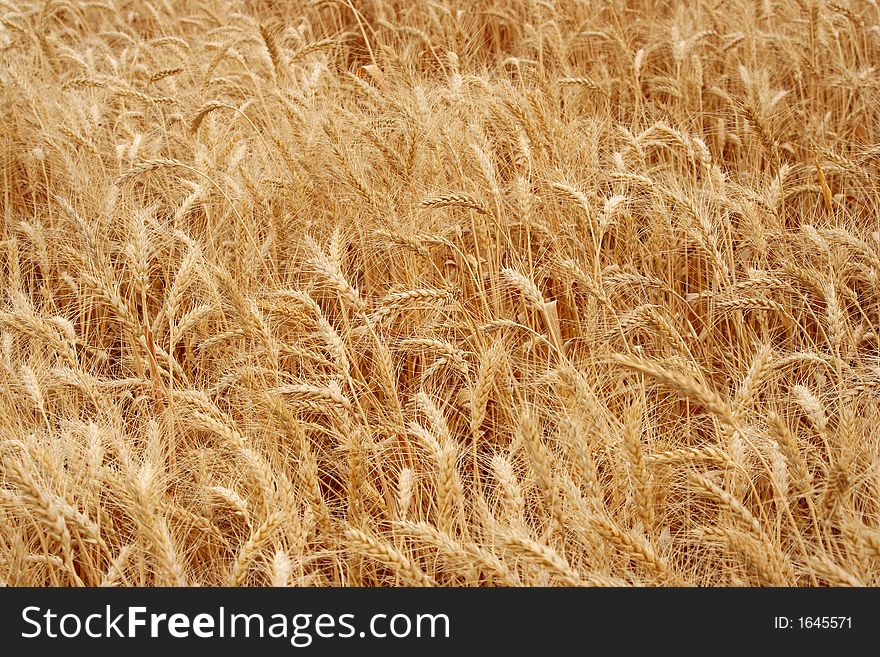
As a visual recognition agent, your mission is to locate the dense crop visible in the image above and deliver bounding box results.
[1,0,879,586]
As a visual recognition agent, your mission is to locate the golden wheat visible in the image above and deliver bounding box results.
[0,0,878,588]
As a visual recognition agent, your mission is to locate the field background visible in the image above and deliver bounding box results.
[1,0,879,586]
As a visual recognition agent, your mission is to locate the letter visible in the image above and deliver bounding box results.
[370,614,387,638]
[151,613,167,637]
[417,613,450,638]
[230,613,263,638]
[291,614,313,648]
[193,614,214,638]
[268,615,287,639]
[44,609,57,638]
[337,614,355,638]
[86,614,102,638]
[167,613,190,638]
[60,614,81,638]
[129,606,147,637]
[21,607,41,638]
[390,614,411,638]
[314,614,335,638]
[106,606,125,637]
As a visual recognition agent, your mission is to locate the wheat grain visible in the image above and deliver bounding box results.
[344,527,435,586]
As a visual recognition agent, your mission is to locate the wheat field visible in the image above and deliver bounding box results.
[1,0,879,587]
